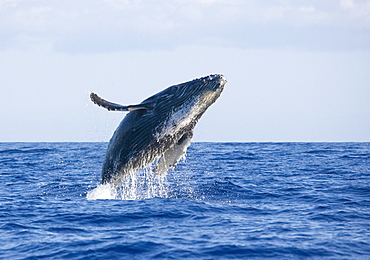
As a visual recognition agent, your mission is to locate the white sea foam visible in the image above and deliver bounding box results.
[86,183,117,200]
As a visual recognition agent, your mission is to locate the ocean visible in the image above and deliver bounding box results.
[1,142,369,259]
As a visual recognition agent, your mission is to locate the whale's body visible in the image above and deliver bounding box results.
[91,74,226,187]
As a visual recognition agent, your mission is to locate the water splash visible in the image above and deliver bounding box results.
[86,166,169,200]
[117,168,168,200]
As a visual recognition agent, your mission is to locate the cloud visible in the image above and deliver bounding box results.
[0,0,369,53]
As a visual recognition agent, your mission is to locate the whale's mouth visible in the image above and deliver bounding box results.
[217,74,227,86]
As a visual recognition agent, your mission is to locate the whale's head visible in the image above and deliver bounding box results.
[146,74,227,116]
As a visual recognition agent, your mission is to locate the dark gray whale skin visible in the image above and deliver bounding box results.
[91,74,226,187]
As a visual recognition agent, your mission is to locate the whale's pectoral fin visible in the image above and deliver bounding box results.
[153,132,193,175]
[90,93,154,111]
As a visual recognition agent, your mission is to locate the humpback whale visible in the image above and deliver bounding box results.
[91,74,227,187]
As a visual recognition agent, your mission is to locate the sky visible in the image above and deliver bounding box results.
[1,0,370,142]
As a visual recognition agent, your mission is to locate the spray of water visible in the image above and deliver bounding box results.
[86,164,169,200]
[116,166,169,200]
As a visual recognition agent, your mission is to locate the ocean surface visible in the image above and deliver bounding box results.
[1,142,369,259]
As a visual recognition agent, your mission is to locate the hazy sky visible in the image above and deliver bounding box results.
[1,0,370,142]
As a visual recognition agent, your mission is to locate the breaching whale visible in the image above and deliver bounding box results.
[91,74,227,187]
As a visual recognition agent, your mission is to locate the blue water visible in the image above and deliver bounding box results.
[1,142,370,259]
